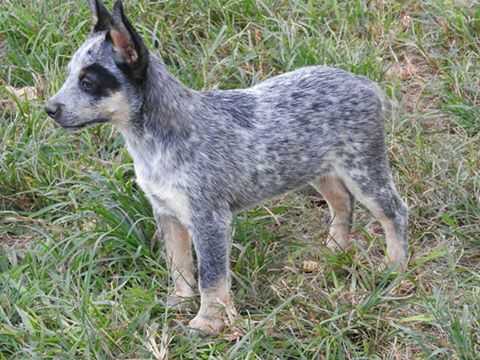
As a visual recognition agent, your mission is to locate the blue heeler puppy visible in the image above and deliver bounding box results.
[45,0,408,335]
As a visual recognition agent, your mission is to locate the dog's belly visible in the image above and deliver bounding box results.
[229,153,335,212]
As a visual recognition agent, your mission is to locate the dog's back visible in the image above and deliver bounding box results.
[195,66,386,211]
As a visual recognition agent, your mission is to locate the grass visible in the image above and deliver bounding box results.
[1,0,479,358]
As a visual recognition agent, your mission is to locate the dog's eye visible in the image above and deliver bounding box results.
[80,78,94,92]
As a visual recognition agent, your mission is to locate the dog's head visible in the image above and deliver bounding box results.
[45,0,149,130]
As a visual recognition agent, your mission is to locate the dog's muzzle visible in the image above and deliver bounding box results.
[45,101,63,121]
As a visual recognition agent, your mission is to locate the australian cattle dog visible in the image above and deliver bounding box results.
[46,0,408,334]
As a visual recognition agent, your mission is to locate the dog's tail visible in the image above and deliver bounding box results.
[370,81,398,123]
[357,75,398,123]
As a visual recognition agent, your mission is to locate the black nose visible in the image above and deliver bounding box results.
[45,102,61,119]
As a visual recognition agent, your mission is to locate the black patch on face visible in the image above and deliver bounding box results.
[80,64,121,98]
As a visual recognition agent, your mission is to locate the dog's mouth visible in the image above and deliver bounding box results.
[60,118,109,130]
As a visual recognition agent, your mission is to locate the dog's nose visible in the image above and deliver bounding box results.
[45,102,62,119]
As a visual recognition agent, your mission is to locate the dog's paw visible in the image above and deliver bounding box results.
[188,315,225,336]
[326,240,342,252]
[326,238,351,252]
[386,257,408,272]
[377,254,408,274]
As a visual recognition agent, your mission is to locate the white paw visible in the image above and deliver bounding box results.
[188,315,225,335]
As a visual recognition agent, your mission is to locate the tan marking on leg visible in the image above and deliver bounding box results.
[379,215,408,271]
[336,172,408,270]
[312,176,353,251]
[355,196,408,270]
[188,277,237,335]
[351,201,407,270]
[158,216,196,300]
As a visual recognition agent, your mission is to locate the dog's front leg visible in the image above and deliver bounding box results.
[188,207,237,335]
[156,214,197,305]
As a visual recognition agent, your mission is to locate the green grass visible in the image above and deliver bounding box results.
[1,0,479,358]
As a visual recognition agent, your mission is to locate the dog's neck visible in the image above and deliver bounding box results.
[119,56,198,168]
[143,57,197,128]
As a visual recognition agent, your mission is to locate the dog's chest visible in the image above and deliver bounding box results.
[131,149,192,227]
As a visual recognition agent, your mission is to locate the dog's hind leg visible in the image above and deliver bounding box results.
[336,162,408,270]
[311,175,354,251]
[156,214,197,306]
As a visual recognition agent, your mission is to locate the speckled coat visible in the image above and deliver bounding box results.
[46,0,408,334]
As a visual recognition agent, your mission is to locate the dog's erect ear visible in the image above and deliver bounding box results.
[108,0,149,81]
[88,0,112,32]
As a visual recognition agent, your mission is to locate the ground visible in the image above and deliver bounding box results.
[0,0,479,359]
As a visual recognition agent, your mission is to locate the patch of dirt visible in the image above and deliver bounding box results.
[0,194,37,212]
[1,85,39,111]
[0,37,43,112]
[386,56,419,82]
[386,50,453,132]
[4,85,38,100]
[0,234,34,249]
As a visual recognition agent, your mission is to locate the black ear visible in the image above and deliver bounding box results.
[87,0,112,32]
[108,0,149,81]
